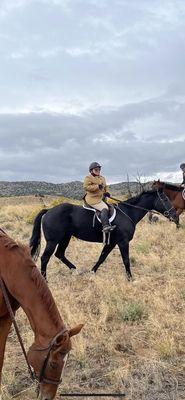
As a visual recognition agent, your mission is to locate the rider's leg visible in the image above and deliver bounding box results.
[100,208,112,232]
[93,201,116,232]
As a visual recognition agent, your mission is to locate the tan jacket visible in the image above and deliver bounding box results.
[83,174,108,205]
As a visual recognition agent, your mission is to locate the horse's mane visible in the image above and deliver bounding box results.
[120,190,151,205]
[0,230,61,328]
[0,229,19,249]
[31,267,61,328]
[163,182,182,192]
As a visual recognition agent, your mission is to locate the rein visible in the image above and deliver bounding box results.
[109,196,158,213]
[0,277,68,388]
[0,277,36,380]
[109,191,174,218]
[114,205,135,227]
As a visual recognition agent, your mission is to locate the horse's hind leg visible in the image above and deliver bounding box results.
[0,315,12,390]
[92,243,115,273]
[41,240,57,279]
[55,236,76,270]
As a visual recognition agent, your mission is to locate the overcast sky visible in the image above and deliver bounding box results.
[0,0,185,183]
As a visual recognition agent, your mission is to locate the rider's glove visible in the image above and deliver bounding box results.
[104,192,110,198]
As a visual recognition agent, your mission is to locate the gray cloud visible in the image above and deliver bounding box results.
[0,0,185,182]
[0,93,184,182]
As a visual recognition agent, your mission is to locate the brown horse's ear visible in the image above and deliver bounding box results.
[53,332,68,349]
[69,324,84,337]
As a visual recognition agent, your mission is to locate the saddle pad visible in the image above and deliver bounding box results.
[83,205,116,223]
[182,189,185,200]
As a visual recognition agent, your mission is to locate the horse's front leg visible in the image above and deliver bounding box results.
[176,209,183,228]
[91,243,116,273]
[0,314,12,394]
[118,241,132,280]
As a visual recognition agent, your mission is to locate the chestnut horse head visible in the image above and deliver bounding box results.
[0,230,83,399]
[152,179,185,227]
[27,325,83,400]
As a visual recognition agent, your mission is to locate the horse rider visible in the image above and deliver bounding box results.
[180,163,185,186]
[83,162,116,233]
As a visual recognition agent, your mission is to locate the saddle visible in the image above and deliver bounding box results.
[83,201,116,224]
[83,201,117,244]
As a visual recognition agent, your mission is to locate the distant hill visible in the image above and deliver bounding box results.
[0,180,151,199]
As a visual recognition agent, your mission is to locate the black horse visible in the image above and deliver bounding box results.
[30,189,177,280]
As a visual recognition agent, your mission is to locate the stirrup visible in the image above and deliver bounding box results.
[109,224,116,231]
[102,225,111,233]
[102,224,116,233]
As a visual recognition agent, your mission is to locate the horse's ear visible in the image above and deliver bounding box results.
[53,332,68,347]
[69,324,84,337]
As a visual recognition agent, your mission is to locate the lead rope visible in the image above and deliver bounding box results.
[0,277,36,381]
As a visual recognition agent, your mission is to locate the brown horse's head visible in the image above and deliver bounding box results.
[152,179,164,190]
[27,324,83,400]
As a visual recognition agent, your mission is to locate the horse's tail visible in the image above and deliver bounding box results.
[30,209,48,261]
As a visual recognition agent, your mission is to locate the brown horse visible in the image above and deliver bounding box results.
[0,229,83,400]
[152,180,185,226]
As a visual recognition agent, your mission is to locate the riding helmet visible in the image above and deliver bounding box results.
[89,162,101,172]
[180,163,185,169]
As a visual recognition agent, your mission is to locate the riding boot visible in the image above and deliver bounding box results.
[100,209,116,232]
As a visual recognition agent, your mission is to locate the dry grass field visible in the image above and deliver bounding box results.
[0,196,185,400]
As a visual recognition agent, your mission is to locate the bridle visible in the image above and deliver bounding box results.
[0,277,69,392]
[110,189,176,224]
[32,328,69,386]
[154,189,176,219]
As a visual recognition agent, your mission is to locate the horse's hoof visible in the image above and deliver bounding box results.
[73,270,84,276]
[70,269,78,276]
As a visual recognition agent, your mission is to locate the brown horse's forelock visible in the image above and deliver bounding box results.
[31,267,61,327]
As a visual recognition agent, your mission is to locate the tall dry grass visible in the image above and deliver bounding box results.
[0,196,185,400]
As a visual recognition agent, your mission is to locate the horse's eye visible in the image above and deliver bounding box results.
[60,351,68,357]
[49,361,58,370]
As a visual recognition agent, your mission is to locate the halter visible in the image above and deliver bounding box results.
[0,277,69,390]
[32,328,69,386]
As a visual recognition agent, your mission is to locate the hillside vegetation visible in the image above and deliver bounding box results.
[0,196,185,400]
[0,180,149,199]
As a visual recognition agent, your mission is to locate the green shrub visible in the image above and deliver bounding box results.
[119,302,146,322]
[26,207,43,224]
[136,242,151,255]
